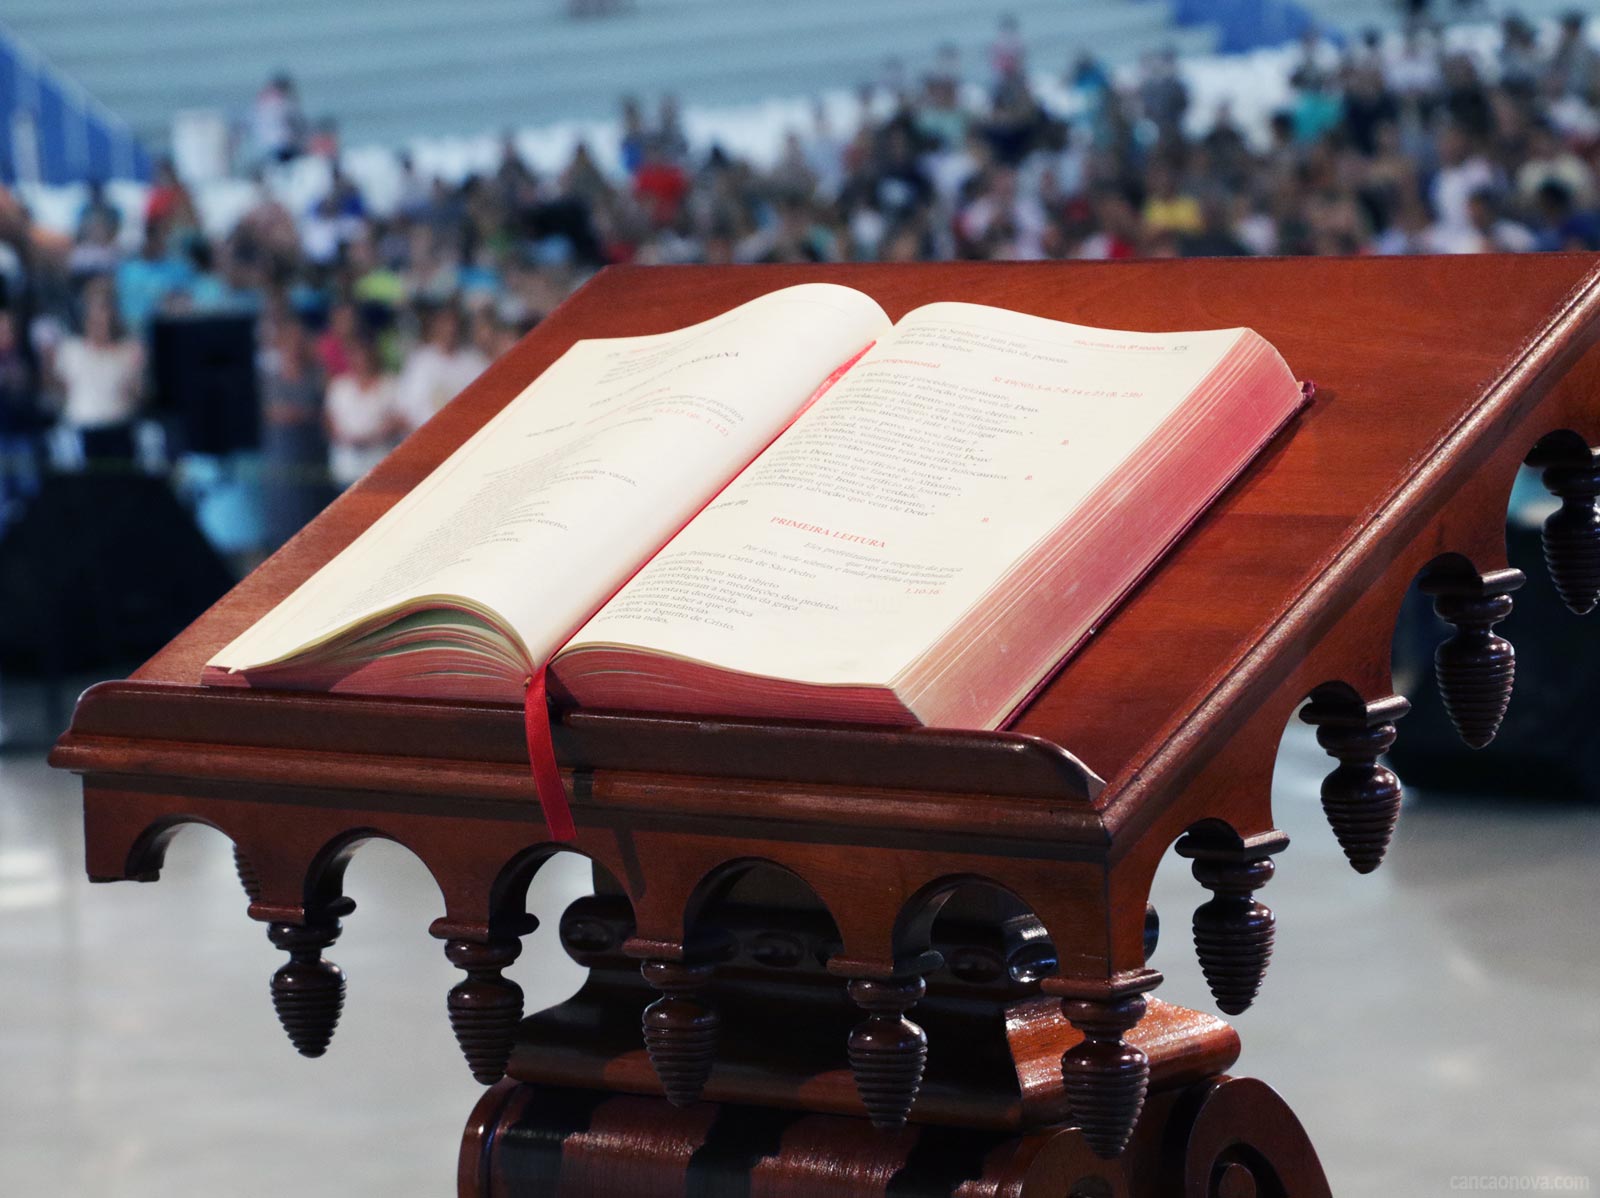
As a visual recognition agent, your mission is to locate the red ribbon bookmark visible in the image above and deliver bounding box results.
[524,667,576,842]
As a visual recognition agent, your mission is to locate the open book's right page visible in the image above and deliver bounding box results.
[561,301,1295,724]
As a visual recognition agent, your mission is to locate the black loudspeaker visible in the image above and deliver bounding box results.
[0,471,236,673]
[149,314,261,456]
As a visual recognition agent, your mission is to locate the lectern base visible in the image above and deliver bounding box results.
[459,1075,1332,1198]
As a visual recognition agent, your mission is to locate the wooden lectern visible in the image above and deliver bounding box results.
[51,257,1600,1196]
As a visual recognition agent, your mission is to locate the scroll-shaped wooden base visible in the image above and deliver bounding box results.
[459,1074,1331,1198]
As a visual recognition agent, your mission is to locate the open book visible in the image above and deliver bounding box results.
[207,283,1304,734]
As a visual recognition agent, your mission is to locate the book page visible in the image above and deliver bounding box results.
[209,283,891,672]
[565,302,1245,686]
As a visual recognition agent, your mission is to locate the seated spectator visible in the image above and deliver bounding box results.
[324,333,403,489]
[237,173,303,268]
[957,166,1048,258]
[114,223,193,332]
[67,204,122,283]
[988,14,1025,85]
[1077,187,1143,259]
[655,94,690,166]
[404,224,461,303]
[1532,180,1600,251]
[1372,191,1437,255]
[1138,49,1189,134]
[315,300,359,380]
[144,158,201,238]
[1498,16,1543,96]
[633,139,690,228]
[396,301,488,431]
[1429,122,1498,237]
[915,69,970,153]
[618,95,648,176]
[1180,193,1252,257]
[47,285,146,464]
[1550,11,1600,100]
[1342,64,1400,157]
[260,311,329,546]
[1383,27,1441,103]
[1449,188,1538,253]
[495,130,541,213]
[186,237,264,315]
[252,73,306,164]
[1516,123,1595,210]
[1142,163,1204,237]
[308,116,342,162]
[0,307,41,513]
[346,230,405,313]
[75,182,122,244]
[982,76,1047,166]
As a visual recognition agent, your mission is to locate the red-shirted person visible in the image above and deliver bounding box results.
[632,139,689,229]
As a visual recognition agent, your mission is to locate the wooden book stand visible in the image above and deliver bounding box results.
[52,256,1600,1196]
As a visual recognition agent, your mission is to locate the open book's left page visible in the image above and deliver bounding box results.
[205,282,890,700]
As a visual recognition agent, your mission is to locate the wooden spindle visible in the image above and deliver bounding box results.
[444,936,525,1085]
[1176,832,1282,1016]
[1051,969,1161,1159]
[266,898,353,1058]
[1421,568,1523,749]
[1540,454,1600,615]
[232,844,262,904]
[846,975,928,1128]
[641,958,720,1106]
[1300,694,1409,874]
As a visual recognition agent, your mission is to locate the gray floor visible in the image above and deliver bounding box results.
[2,719,1596,1196]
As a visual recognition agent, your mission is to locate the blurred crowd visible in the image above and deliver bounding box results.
[2,9,1600,548]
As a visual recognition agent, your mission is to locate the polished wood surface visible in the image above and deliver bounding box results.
[50,256,1600,1187]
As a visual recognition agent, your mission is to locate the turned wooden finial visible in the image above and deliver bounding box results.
[1176,832,1283,1016]
[846,975,929,1128]
[444,937,525,1085]
[1421,568,1523,749]
[641,958,721,1106]
[1050,969,1161,1159]
[265,898,354,1058]
[1300,694,1409,874]
[1059,997,1152,1159]
[232,845,262,904]
[1540,455,1600,615]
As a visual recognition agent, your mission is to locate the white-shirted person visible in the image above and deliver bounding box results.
[49,285,146,464]
[324,333,404,489]
[395,302,488,433]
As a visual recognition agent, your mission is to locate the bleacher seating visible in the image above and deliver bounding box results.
[3,0,1214,151]
[0,26,149,184]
